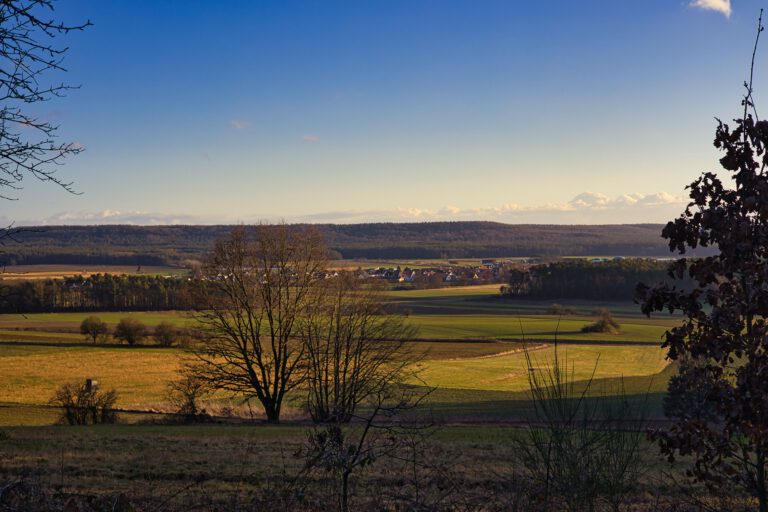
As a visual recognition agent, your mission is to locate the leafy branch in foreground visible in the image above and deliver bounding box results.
[638,10,768,511]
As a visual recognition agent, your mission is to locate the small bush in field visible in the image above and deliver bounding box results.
[581,308,620,334]
[154,321,180,347]
[167,374,212,421]
[51,381,118,425]
[114,318,147,346]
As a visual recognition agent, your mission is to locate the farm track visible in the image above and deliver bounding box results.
[408,337,660,346]
[443,343,549,361]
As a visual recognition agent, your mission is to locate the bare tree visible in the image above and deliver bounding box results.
[188,224,327,422]
[301,272,417,423]
[0,1,89,203]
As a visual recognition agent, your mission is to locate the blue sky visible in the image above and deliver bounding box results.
[3,0,762,225]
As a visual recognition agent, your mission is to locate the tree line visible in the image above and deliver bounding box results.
[501,259,677,301]
[0,222,711,266]
[1,273,196,313]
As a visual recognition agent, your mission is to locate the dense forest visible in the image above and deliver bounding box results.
[1,274,195,313]
[0,222,704,265]
[501,259,676,301]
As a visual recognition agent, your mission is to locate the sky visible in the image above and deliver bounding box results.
[1,0,763,225]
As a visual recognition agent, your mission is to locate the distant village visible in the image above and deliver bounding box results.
[328,259,518,287]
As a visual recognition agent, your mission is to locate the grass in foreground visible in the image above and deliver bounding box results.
[0,421,710,511]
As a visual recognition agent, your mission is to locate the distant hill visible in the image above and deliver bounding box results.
[0,222,693,266]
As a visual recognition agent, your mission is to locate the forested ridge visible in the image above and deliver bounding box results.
[0,222,695,265]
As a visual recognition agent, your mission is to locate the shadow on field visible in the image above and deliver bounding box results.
[412,365,675,423]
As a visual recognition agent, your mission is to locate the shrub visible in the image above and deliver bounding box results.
[516,345,645,511]
[51,380,118,425]
[154,321,180,347]
[166,374,211,421]
[113,318,147,346]
[79,316,109,344]
[581,308,620,334]
[547,303,564,315]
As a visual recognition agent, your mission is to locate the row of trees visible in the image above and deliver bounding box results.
[81,316,184,346]
[2,273,195,313]
[502,259,673,300]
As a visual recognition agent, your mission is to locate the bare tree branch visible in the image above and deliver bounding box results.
[0,0,90,199]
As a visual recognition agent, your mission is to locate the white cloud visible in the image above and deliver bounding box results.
[569,192,610,209]
[229,119,250,129]
[289,191,686,224]
[690,0,731,18]
[16,192,688,226]
[28,210,214,226]
[636,191,680,205]
[303,134,319,142]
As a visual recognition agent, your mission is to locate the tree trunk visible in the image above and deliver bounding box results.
[341,470,350,512]
[263,399,280,423]
[758,450,767,512]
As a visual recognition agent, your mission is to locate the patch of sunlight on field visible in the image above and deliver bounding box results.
[405,315,667,342]
[0,346,182,408]
[412,343,669,392]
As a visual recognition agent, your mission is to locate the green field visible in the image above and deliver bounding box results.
[386,283,678,318]
[0,285,675,426]
[0,310,194,334]
[405,314,668,342]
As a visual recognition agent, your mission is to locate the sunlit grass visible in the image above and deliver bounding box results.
[411,343,668,392]
[0,346,184,408]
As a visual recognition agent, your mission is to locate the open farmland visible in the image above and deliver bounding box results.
[0,284,675,426]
